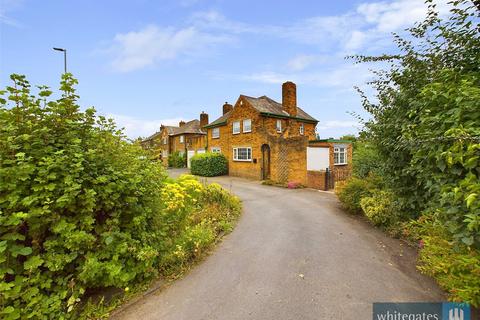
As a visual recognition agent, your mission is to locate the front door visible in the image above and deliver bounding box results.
[261,144,271,180]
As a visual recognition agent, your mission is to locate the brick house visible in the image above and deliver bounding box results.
[204,81,319,184]
[306,139,353,190]
[141,112,208,167]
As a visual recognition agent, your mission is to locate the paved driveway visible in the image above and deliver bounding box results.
[113,171,444,320]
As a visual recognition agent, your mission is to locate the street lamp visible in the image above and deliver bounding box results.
[53,47,67,74]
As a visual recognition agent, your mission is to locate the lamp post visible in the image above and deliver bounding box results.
[53,47,67,74]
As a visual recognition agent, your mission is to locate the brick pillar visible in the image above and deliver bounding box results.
[282,81,297,117]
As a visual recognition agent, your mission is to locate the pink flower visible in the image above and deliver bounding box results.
[419,240,424,249]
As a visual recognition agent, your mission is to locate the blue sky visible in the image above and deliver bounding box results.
[0,0,449,138]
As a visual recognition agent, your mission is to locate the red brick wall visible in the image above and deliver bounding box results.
[306,171,327,190]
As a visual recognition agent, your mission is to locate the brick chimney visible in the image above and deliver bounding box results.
[282,81,297,117]
[200,112,209,127]
[223,102,233,115]
[179,120,186,127]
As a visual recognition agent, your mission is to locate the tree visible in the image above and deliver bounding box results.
[352,0,480,247]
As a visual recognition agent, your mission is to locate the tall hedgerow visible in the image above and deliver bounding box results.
[0,74,170,318]
[346,0,480,305]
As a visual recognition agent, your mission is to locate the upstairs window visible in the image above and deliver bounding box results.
[276,119,282,133]
[334,146,347,165]
[233,147,252,161]
[179,135,184,143]
[299,124,304,135]
[163,137,167,145]
[212,127,220,138]
[243,119,252,133]
[233,121,241,134]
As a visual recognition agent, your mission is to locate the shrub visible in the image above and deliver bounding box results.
[335,176,379,214]
[415,221,480,307]
[168,151,186,168]
[190,152,228,177]
[0,74,169,319]
[360,190,398,227]
[0,75,242,319]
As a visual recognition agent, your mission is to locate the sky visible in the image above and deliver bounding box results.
[0,0,450,139]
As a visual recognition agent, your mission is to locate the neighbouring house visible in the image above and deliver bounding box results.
[204,81,352,188]
[141,113,208,167]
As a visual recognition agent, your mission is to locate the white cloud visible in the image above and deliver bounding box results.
[357,0,450,33]
[316,120,361,131]
[240,63,373,88]
[108,114,184,138]
[0,0,23,27]
[287,54,326,71]
[108,24,231,72]
[103,0,454,74]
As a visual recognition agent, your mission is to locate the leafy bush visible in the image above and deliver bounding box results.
[360,190,398,227]
[190,152,228,177]
[349,0,480,305]
[414,220,480,306]
[352,140,384,178]
[168,151,186,168]
[0,74,241,318]
[334,176,379,214]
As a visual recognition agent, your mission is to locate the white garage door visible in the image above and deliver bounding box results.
[187,150,195,168]
[307,147,329,171]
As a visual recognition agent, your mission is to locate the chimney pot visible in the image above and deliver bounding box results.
[223,102,233,115]
[179,121,186,127]
[282,81,297,117]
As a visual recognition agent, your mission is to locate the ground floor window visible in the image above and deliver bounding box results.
[211,147,221,153]
[334,146,347,165]
[233,147,252,161]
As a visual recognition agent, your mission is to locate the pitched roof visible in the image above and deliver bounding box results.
[205,95,317,128]
[243,95,317,122]
[142,120,205,142]
[171,119,206,135]
[205,110,231,128]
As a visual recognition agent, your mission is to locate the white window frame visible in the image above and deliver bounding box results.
[232,121,241,134]
[276,119,282,133]
[299,123,304,135]
[233,147,252,162]
[179,135,184,143]
[163,137,167,145]
[212,127,220,139]
[211,147,221,153]
[334,146,348,165]
[243,119,252,133]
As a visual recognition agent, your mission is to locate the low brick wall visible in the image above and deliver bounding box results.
[306,170,327,190]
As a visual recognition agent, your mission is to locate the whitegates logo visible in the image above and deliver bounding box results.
[373,302,471,320]
[448,307,464,320]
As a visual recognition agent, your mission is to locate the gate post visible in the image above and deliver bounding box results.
[325,168,329,191]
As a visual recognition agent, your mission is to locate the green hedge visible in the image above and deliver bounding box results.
[190,152,228,177]
[168,151,186,168]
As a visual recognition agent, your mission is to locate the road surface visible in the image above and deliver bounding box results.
[112,170,444,320]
